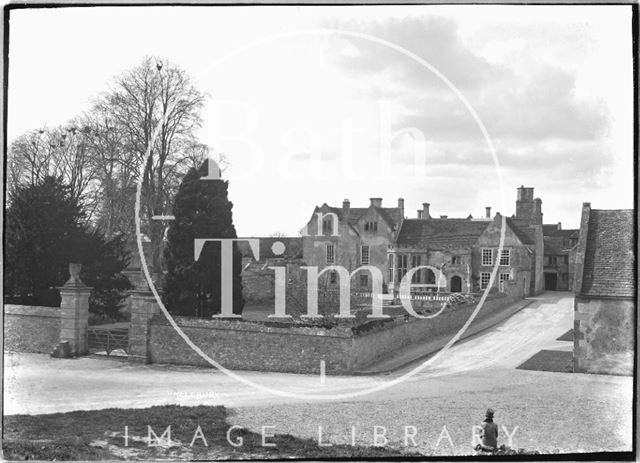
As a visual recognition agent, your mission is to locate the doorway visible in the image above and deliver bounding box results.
[545,272,558,291]
[450,275,462,293]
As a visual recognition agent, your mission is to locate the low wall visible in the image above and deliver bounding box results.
[148,293,522,374]
[574,296,634,376]
[149,317,353,373]
[349,294,521,370]
[4,304,60,353]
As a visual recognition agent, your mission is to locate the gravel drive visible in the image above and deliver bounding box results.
[227,368,633,456]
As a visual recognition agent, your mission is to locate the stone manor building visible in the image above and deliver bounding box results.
[300,186,548,296]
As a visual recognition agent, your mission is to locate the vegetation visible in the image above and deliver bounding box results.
[163,161,244,317]
[5,57,220,317]
[3,405,415,460]
[7,57,211,271]
[4,176,131,318]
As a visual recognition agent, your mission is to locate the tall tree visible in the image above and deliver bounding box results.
[103,56,205,274]
[163,161,244,317]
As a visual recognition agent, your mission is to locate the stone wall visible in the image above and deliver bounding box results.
[573,296,634,375]
[4,305,60,353]
[349,293,522,369]
[149,317,353,373]
[241,262,276,304]
[148,293,522,373]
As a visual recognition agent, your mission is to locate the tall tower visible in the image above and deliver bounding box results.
[515,186,543,225]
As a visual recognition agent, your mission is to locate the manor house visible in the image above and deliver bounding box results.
[299,186,553,296]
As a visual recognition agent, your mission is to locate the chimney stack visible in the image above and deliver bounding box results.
[343,199,350,218]
[557,222,562,230]
[417,210,423,219]
[440,215,448,219]
[485,206,491,218]
[422,203,431,219]
[370,197,382,208]
[398,198,404,217]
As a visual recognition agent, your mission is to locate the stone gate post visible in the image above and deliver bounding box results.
[128,273,160,363]
[57,263,92,356]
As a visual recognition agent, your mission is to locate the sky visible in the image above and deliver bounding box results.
[8,5,634,235]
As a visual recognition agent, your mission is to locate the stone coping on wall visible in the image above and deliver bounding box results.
[4,304,59,317]
[151,314,354,338]
[150,293,509,340]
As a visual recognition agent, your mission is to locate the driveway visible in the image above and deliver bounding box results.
[4,292,633,454]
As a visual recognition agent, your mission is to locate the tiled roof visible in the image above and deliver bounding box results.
[237,237,303,260]
[396,218,491,248]
[543,224,579,238]
[544,236,568,255]
[318,205,403,228]
[581,209,635,298]
[506,218,536,245]
[508,217,537,245]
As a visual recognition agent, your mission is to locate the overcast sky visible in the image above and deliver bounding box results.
[8,5,633,235]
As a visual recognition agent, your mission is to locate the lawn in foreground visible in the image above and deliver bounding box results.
[3,405,419,460]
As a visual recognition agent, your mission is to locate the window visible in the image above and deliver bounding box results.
[361,245,370,265]
[388,254,394,282]
[482,248,493,266]
[329,271,337,284]
[360,274,369,287]
[481,272,492,289]
[451,255,462,265]
[322,218,333,235]
[564,255,569,264]
[425,268,436,284]
[364,221,378,232]
[326,244,335,264]
[397,254,408,281]
[411,255,422,283]
[499,249,510,266]
[499,273,510,292]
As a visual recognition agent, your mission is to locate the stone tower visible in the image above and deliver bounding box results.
[515,186,543,225]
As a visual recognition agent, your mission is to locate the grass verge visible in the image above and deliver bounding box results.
[517,349,573,373]
[3,405,419,460]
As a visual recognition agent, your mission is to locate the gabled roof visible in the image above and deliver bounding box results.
[508,217,537,245]
[313,204,403,229]
[506,218,536,245]
[396,218,490,249]
[581,209,635,298]
[237,237,303,260]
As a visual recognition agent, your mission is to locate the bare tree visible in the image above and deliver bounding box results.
[101,57,206,273]
[7,126,100,216]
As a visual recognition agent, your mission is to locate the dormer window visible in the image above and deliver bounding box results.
[322,218,333,235]
[364,221,378,232]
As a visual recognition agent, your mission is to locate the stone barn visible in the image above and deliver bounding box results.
[572,203,635,375]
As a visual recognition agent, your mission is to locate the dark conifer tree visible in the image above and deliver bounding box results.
[163,161,244,317]
[4,176,131,316]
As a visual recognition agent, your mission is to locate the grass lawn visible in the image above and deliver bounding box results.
[3,405,419,460]
[556,329,574,342]
[516,349,573,373]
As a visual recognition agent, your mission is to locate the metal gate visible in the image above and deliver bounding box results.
[88,323,129,357]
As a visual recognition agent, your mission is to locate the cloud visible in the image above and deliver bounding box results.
[325,15,609,146]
